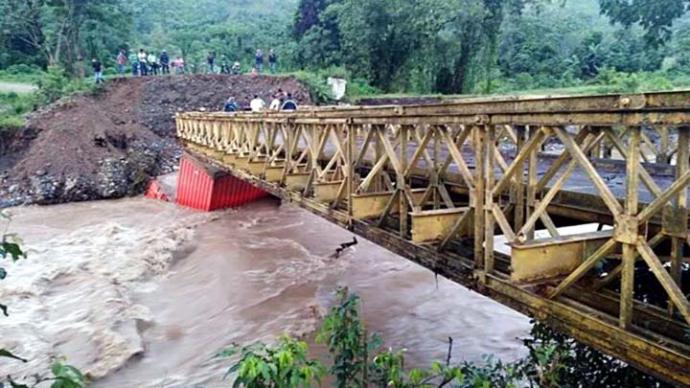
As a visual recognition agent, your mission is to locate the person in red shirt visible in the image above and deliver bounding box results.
[116,50,128,76]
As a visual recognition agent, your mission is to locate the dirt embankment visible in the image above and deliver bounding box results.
[0,75,311,207]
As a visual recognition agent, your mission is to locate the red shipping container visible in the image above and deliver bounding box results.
[176,154,269,211]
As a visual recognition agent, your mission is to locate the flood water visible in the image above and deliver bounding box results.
[1,197,530,387]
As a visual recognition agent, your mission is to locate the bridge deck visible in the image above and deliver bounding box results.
[176,90,690,385]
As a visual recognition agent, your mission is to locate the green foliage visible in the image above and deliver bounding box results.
[346,79,380,99]
[0,0,133,74]
[0,91,37,129]
[48,360,87,388]
[315,287,376,386]
[0,65,44,84]
[370,350,465,387]
[3,360,86,388]
[291,67,354,103]
[36,66,97,105]
[1,0,690,97]
[226,289,666,387]
[219,335,326,387]
[519,321,670,387]
[599,0,689,45]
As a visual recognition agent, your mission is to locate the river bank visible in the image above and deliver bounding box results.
[1,197,530,386]
[0,75,311,208]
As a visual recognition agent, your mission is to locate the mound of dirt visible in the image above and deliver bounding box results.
[0,75,311,207]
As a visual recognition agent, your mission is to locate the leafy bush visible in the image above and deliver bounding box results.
[291,67,377,104]
[223,288,667,387]
[316,288,379,386]
[37,66,98,105]
[219,335,326,387]
[0,91,38,129]
[346,79,380,99]
[292,70,334,104]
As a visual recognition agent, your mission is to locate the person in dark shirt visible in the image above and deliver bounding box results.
[207,51,216,74]
[281,93,298,111]
[92,59,104,84]
[223,97,239,112]
[255,49,264,73]
[268,49,277,73]
[160,50,170,75]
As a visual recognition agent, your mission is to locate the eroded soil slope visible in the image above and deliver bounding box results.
[0,75,311,207]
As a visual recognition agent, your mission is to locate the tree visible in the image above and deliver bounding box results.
[0,0,132,74]
[599,0,689,44]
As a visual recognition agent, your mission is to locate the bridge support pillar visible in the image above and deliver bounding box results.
[176,153,269,211]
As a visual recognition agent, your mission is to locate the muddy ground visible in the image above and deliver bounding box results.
[0,75,311,207]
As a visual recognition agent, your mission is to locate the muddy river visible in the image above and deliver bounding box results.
[0,197,530,387]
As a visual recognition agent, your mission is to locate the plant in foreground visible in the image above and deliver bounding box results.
[220,335,326,387]
[222,286,668,387]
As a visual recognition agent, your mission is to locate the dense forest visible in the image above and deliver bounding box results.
[2,0,690,95]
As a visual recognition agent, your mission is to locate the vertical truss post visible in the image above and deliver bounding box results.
[433,127,441,210]
[347,120,355,221]
[526,126,538,241]
[620,126,640,329]
[473,126,485,268]
[513,125,526,231]
[484,125,497,274]
[670,126,689,314]
[281,120,293,186]
[374,126,384,192]
[659,126,670,164]
[399,125,409,238]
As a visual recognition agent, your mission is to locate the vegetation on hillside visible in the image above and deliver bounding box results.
[3,0,690,98]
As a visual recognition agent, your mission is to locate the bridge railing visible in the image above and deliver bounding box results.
[176,91,690,383]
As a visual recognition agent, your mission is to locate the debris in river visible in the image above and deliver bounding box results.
[331,237,358,258]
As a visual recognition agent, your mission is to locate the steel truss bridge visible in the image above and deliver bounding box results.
[177,91,690,385]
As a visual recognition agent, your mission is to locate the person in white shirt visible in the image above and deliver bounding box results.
[138,49,148,76]
[269,89,285,110]
[250,95,266,112]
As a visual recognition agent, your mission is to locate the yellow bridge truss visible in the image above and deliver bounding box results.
[177,91,690,384]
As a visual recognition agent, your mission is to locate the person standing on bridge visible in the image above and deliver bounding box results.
[268,49,277,74]
[281,93,298,111]
[255,49,264,74]
[116,50,128,76]
[92,58,104,84]
[269,91,283,111]
[223,97,239,112]
[250,95,266,112]
[160,50,170,75]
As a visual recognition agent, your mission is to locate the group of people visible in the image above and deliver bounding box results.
[223,89,298,113]
[116,49,186,77]
[253,49,278,74]
[206,49,278,75]
[90,47,280,83]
